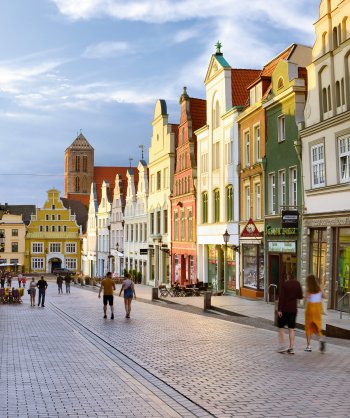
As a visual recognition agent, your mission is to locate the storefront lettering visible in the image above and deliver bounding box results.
[266,226,297,236]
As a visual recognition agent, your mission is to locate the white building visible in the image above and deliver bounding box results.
[300,0,350,310]
[96,180,112,277]
[110,174,125,277]
[84,183,98,277]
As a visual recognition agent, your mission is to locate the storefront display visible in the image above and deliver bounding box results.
[227,248,236,291]
[242,244,264,290]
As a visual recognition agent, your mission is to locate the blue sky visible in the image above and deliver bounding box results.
[0,0,319,206]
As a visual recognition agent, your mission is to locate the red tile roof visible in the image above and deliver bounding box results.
[94,166,139,204]
[260,45,295,77]
[231,69,261,107]
[189,98,206,132]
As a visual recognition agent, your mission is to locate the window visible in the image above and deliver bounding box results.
[52,215,55,220]
[202,192,208,223]
[323,88,328,113]
[333,27,338,48]
[39,226,43,232]
[327,86,332,110]
[256,83,262,102]
[188,209,193,241]
[213,100,220,128]
[75,155,80,172]
[225,139,233,165]
[245,186,250,220]
[163,168,169,189]
[279,170,286,209]
[255,183,261,220]
[269,173,276,215]
[46,226,49,232]
[50,243,61,253]
[156,211,161,234]
[174,212,178,240]
[311,143,325,187]
[65,258,77,270]
[52,226,55,232]
[12,229,18,237]
[213,142,220,170]
[226,185,233,221]
[156,171,161,190]
[201,153,208,173]
[244,131,250,166]
[150,213,154,235]
[150,174,155,193]
[63,226,67,232]
[336,81,341,107]
[58,215,61,220]
[32,243,44,253]
[254,125,261,162]
[289,167,297,207]
[341,78,345,106]
[250,88,255,105]
[322,31,327,54]
[164,210,168,234]
[339,135,350,182]
[10,258,19,265]
[75,177,80,192]
[278,115,286,142]
[46,214,49,220]
[11,242,18,252]
[58,226,61,232]
[277,77,284,89]
[65,243,76,253]
[180,211,185,241]
[214,189,220,223]
[83,156,88,172]
[52,205,55,210]
[31,258,44,270]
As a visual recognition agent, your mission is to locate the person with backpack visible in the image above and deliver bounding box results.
[119,273,136,318]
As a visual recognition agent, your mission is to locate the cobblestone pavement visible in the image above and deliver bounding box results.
[1,283,350,418]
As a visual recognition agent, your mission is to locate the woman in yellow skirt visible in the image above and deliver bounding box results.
[304,274,326,353]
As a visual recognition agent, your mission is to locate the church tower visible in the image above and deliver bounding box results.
[64,132,94,206]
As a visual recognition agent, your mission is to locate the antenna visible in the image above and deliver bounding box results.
[139,144,144,160]
[128,157,133,168]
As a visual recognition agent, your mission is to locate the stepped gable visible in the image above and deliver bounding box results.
[65,132,94,151]
[189,98,206,132]
[231,69,261,107]
[61,198,88,233]
[94,166,139,204]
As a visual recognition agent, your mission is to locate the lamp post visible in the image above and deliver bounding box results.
[223,229,230,294]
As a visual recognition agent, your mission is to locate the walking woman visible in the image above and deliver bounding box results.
[119,274,136,318]
[304,274,326,353]
[29,277,37,307]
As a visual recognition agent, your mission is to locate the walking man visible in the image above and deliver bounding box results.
[277,273,303,354]
[65,275,71,294]
[57,274,63,294]
[37,276,48,307]
[98,272,115,319]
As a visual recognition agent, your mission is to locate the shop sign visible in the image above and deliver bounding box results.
[266,226,298,236]
[139,249,148,255]
[268,241,296,253]
[241,218,262,238]
[282,210,299,228]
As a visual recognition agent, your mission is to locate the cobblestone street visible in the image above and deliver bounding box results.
[1,283,350,418]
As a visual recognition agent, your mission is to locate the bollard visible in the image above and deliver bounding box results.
[203,291,212,310]
[152,287,159,300]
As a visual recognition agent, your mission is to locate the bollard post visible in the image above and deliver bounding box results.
[152,287,159,300]
[203,291,212,310]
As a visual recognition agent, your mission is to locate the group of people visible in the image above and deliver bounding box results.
[277,273,326,354]
[1,271,26,288]
[28,276,48,307]
[99,272,136,319]
[56,274,72,294]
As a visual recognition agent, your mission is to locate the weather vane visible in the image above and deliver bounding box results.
[215,41,222,54]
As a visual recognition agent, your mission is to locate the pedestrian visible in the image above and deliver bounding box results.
[65,275,71,294]
[18,272,22,288]
[0,273,5,288]
[98,272,115,319]
[21,276,27,288]
[37,276,48,307]
[57,274,63,294]
[119,273,136,319]
[304,274,326,353]
[29,277,36,307]
[7,274,12,287]
[277,273,303,354]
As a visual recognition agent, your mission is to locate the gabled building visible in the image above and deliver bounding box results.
[300,0,350,310]
[25,189,82,273]
[83,183,99,277]
[97,180,112,277]
[170,87,206,285]
[0,213,26,272]
[147,100,177,286]
[196,44,260,292]
[124,161,149,282]
[263,47,311,300]
[110,174,125,276]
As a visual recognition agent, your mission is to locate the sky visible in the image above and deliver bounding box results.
[0,0,320,206]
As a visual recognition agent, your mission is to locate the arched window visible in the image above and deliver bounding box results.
[214,189,220,223]
[333,27,338,49]
[213,99,220,129]
[82,176,87,193]
[341,78,345,105]
[82,156,88,172]
[342,17,348,42]
[277,77,284,90]
[336,81,341,107]
[327,85,332,110]
[322,32,327,54]
[75,155,80,172]
[202,192,208,224]
[184,177,187,194]
[188,176,191,192]
[226,185,234,221]
[75,177,80,192]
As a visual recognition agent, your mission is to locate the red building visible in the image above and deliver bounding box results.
[170,88,206,285]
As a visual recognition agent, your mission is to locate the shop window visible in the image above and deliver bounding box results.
[242,244,264,290]
[337,228,350,296]
[309,228,327,288]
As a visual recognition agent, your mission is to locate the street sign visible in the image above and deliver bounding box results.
[281,210,299,228]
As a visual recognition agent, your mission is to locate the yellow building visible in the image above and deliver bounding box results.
[25,189,82,273]
[0,213,26,272]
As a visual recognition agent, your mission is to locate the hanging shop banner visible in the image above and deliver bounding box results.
[268,241,296,253]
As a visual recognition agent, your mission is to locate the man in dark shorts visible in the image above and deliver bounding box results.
[37,276,48,307]
[98,272,115,319]
[277,273,303,354]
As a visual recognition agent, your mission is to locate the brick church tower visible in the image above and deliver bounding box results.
[64,132,94,206]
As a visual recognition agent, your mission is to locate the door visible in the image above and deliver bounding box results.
[268,254,280,302]
[51,258,62,273]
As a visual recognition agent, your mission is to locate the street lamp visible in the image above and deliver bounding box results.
[222,229,230,294]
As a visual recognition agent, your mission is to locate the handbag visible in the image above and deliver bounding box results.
[27,289,31,295]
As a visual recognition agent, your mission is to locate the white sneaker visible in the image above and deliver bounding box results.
[304,346,312,352]
[277,346,288,353]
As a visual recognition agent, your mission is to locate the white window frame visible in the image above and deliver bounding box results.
[65,243,77,254]
[212,141,220,170]
[225,138,233,165]
[255,183,261,220]
[269,173,276,215]
[311,143,325,188]
[31,257,44,270]
[244,130,250,167]
[279,170,286,210]
[65,258,77,270]
[32,242,44,254]
[245,186,250,220]
[254,125,261,162]
[278,115,286,142]
[289,167,298,208]
[338,135,350,183]
[49,242,61,253]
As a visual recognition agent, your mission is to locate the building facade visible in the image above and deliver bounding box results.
[300,0,350,310]
[0,213,26,272]
[110,174,125,277]
[147,99,177,286]
[25,189,82,274]
[170,88,206,285]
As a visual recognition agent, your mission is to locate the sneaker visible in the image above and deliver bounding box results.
[304,346,312,352]
[277,346,288,353]
[103,314,107,319]
[319,340,326,353]
[111,314,114,320]
[287,348,295,354]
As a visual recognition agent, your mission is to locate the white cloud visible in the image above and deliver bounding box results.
[82,41,130,58]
